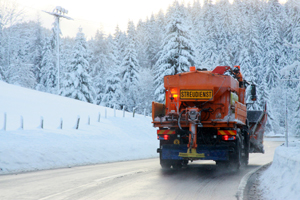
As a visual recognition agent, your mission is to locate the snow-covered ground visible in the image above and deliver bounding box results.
[259,139,300,200]
[1,81,300,200]
[0,81,158,175]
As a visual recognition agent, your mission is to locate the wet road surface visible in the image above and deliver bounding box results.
[0,140,282,200]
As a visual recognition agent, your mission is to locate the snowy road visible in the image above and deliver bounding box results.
[0,140,282,200]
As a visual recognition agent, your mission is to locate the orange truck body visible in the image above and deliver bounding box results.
[152,66,266,169]
[153,67,247,128]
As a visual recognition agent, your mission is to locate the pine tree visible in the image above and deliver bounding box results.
[214,0,233,66]
[294,82,300,136]
[261,0,283,90]
[101,35,123,109]
[36,37,57,93]
[197,0,218,69]
[257,77,274,133]
[154,1,195,102]
[6,53,35,88]
[136,19,149,68]
[138,68,155,114]
[114,25,127,67]
[147,14,162,68]
[90,29,109,105]
[120,21,140,111]
[61,27,95,103]
[32,16,44,84]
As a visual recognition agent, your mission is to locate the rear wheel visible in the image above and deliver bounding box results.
[216,161,229,168]
[229,135,242,170]
[160,161,171,169]
[160,153,171,169]
[172,160,187,169]
[241,126,250,166]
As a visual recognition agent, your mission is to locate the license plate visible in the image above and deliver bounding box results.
[180,90,213,100]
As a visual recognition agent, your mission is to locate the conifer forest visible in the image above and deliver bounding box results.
[1,0,300,135]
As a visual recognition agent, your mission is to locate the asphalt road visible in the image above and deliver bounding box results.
[0,140,282,200]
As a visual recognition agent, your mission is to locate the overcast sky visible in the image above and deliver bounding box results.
[14,0,189,39]
[15,0,287,39]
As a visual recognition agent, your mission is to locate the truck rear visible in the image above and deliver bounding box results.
[152,66,267,169]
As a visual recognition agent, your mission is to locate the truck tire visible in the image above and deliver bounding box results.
[161,161,171,169]
[229,139,241,170]
[172,160,186,169]
[160,154,171,169]
[216,161,229,168]
[241,126,249,166]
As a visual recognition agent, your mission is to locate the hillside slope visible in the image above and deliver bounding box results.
[0,81,157,174]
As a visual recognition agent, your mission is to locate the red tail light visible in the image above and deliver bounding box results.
[157,134,171,140]
[222,135,236,141]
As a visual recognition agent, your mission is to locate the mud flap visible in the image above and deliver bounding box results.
[247,104,267,153]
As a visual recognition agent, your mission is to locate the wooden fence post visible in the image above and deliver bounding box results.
[20,116,24,130]
[40,116,44,129]
[114,104,116,117]
[3,112,6,131]
[76,116,80,129]
[59,118,63,129]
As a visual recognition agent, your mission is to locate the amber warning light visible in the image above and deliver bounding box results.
[170,88,178,101]
[190,66,196,72]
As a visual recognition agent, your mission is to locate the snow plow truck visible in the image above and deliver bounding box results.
[152,66,267,169]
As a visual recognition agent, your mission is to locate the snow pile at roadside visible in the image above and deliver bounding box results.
[0,81,158,175]
[259,140,300,200]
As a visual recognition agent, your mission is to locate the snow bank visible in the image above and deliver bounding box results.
[259,141,300,200]
[0,81,158,174]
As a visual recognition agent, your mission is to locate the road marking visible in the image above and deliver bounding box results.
[39,170,149,200]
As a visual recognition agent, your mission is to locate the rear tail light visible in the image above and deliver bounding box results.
[164,135,170,140]
[157,130,174,140]
[157,134,170,140]
[222,135,236,141]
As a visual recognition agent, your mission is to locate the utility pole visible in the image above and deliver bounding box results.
[43,6,73,94]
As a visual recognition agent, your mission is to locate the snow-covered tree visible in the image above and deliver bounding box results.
[120,21,140,111]
[89,29,109,105]
[114,25,127,66]
[257,77,274,133]
[154,1,195,102]
[32,17,44,84]
[36,37,56,93]
[294,82,300,136]
[137,68,155,115]
[101,35,123,108]
[5,53,35,88]
[197,0,218,69]
[147,14,163,68]
[61,27,95,103]
[136,19,149,68]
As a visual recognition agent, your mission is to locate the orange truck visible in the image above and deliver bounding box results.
[152,66,267,169]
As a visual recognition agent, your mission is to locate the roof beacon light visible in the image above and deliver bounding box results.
[190,66,196,72]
